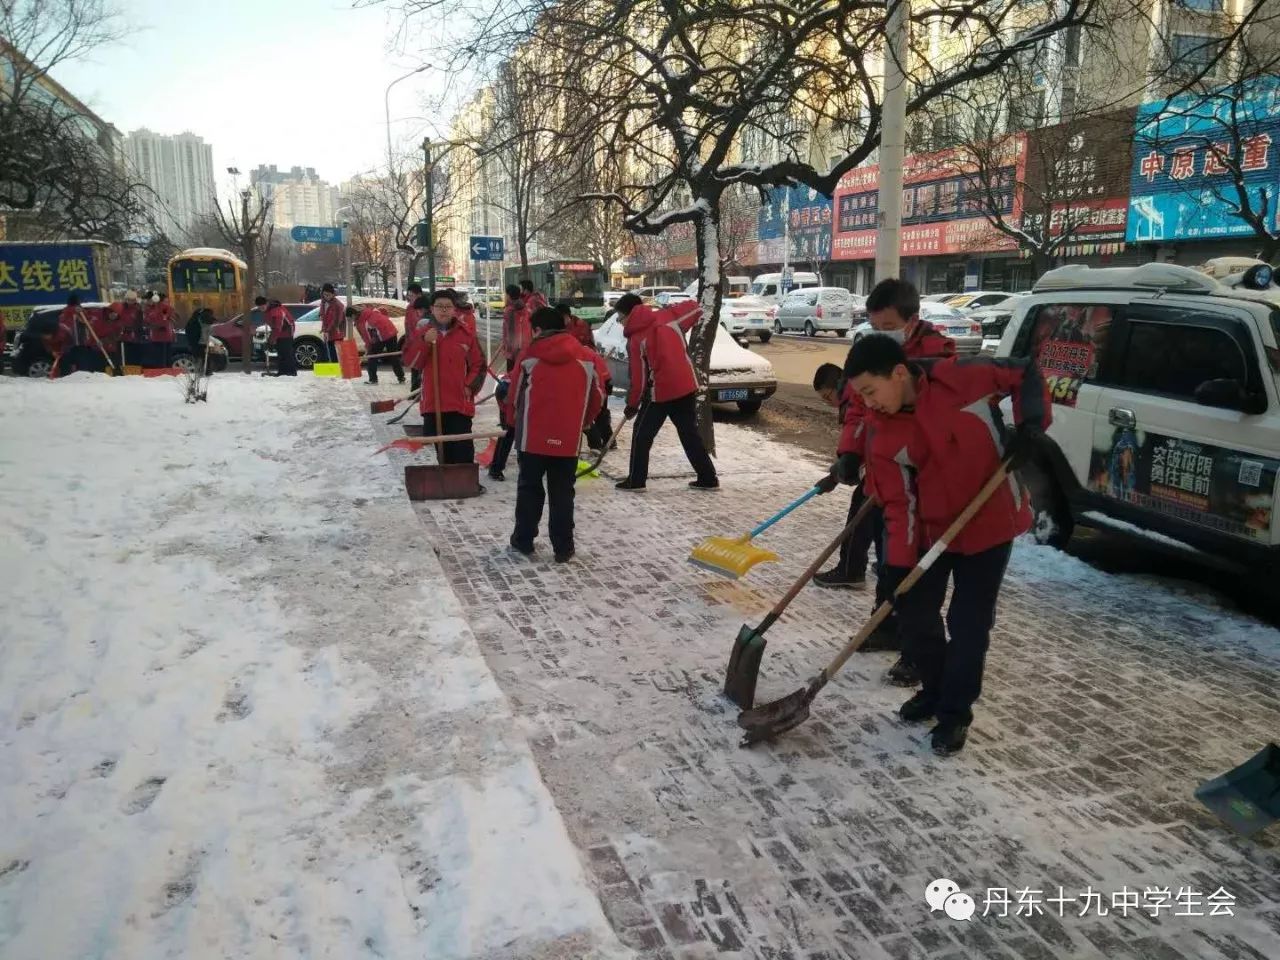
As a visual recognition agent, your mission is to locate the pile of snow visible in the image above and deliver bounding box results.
[0,372,623,960]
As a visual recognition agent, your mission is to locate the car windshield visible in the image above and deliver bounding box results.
[296,308,319,323]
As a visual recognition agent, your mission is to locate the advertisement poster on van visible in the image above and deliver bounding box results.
[1089,428,1278,541]
[1028,304,1113,408]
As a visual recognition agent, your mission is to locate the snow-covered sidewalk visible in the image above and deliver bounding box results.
[0,373,625,960]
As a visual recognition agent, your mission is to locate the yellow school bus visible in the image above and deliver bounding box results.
[167,247,247,322]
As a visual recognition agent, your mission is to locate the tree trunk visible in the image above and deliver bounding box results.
[689,203,723,457]
[243,244,257,374]
[1257,233,1280,262]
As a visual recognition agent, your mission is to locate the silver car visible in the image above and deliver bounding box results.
[773,286,858,337]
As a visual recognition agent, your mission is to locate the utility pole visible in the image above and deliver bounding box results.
[875,0,909,283]
[241,187,258,374]
[780,189,791,291]
[423,138,436,293]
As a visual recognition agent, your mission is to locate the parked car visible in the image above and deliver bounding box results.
[848,301,982,355]
[922,292,962,302]
[946,290,1017,312]
[594,313,777,415]
[748,271,822,306]
[12,304,227,377]
[634,285,681,303]
[604,290,628,309]
[265,297,410,369]
[682,275,751,299]
[993,259,1280,577]
[211,303,312,362]
[654,291,696,308]
[774,286,858,336]
[969,294,1030,353]
[720,295,773,343]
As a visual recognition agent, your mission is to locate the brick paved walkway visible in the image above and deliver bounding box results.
[362,380,1280,960]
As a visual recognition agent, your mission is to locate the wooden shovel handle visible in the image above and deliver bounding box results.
[758,494,872,634]
[824,461,1012,682]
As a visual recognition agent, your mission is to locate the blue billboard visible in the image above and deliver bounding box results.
[1127,78,1280,243]
[0,242,103,309]
[758,185,833,261]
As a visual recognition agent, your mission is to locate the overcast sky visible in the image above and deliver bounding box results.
[56,0,460,200]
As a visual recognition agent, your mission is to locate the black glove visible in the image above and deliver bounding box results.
[624,405,639,419]
[835,452,861,485]
[1005,422,1045,469]
[814,472,839,495]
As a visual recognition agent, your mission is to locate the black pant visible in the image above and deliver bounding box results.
[628,392,717,485]
[423,411,474,464]
[889,541,1013,727]
[325,339,339,363]
[411,368,422,391]
[366,337,403,383]
[585,382,613,450]
[835,487,883,579]
[513,453,578,553]
[491,427,515,473]
[276,337,298,376]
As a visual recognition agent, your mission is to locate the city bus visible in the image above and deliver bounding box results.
[504,259,607,323]
[167,247,247,322]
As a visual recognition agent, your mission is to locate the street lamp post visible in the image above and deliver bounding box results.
[384,65,430,298]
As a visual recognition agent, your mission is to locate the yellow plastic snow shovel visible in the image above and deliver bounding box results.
[689,485,824,579]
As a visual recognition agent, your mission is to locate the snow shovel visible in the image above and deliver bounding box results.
[724,495,873,708]
[690,484,826,579]
[737,460,1014,747]
[576,411,634,479]
[81,312,120,375]
[371,387,419,415]
[1195,743,1280,837]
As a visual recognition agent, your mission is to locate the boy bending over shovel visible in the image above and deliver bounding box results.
[845,332,1049,756]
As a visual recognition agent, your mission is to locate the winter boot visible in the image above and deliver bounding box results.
[898,691,936,724]
[688,478,720,490]
[886,656,920,687]
[813,568,865,590]
[616,478,646,491]
[931,722,969,756]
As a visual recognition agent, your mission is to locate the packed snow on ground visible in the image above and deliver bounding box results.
[0,372,625,960]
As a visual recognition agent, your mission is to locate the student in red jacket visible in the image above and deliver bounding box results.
[556,301,595,349]
[116,290,144,363]
[261,298,298,376]
[613,293,717,491]
[403,290,428,391]
[348,305,404,384]
[319,283,346,362]
[505,306,604,562]
[500,284,532,371]
[145,293,177,367]
[56,296,96,374]
[454,291,478,334]
[404,289,486,464]
[519,279,548,313]
[846,333,1049,756]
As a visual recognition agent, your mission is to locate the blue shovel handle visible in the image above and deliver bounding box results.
[748,486,822,540]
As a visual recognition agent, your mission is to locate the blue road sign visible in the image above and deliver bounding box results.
[290,225,344,245]
[469,235,505,261]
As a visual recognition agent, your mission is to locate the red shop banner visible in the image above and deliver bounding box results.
[832,135,1027,261]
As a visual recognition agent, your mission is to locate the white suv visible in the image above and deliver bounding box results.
[995,260,1280,575]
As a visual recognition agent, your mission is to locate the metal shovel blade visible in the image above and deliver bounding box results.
[370,398,398,414]
[723,625,766,709]
[1194,742,1280,837]
[736,684,812,747]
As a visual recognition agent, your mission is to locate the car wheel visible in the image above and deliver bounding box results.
[736,400,762,416]
[294,338,324,369]
[171,352,197,374]
[1022,459,1074,549]
[804,320,816,337]
[758,332,772,344]
[27,357,52,378]
[773,319,782,335]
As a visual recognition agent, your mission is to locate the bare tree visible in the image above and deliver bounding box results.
[210,190,271,370]
[0,2,152,241]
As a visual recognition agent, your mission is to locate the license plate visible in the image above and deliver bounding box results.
[718,388,749,401]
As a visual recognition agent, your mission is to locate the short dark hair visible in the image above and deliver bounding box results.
[407,282,423,294]
[615,293,642,315]
[812,362,842,392]
[531,306,564,332]
[429,289,455,306]
[520,279,534,293]
[505,284,522,299]
[67,294,80,306]
[413,295,429,310]
[555,301,572,316]
[322,282,335,293]
[345,306,358,317]
[254,296,268,307]
[845,332,909,379]
[864,278,919,322]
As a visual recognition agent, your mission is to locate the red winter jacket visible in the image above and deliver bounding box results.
[146,302,176,343]
[406,321,486,416]
[505,331,604,457]
[456,304,477,334]
[839,322,956,460]
[502,299,532,364]
[522,291,548,313]
[564,313,595,349]
[320,298,345,341]
[91,308,119,349]
[355,307,397,346]
[116,302,144,342]
[265,304,295,344]
[623,300,700,407]
[867,356,1051,568]
[58,306,88,347]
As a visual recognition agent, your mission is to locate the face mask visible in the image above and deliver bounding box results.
[880,327,907,344]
